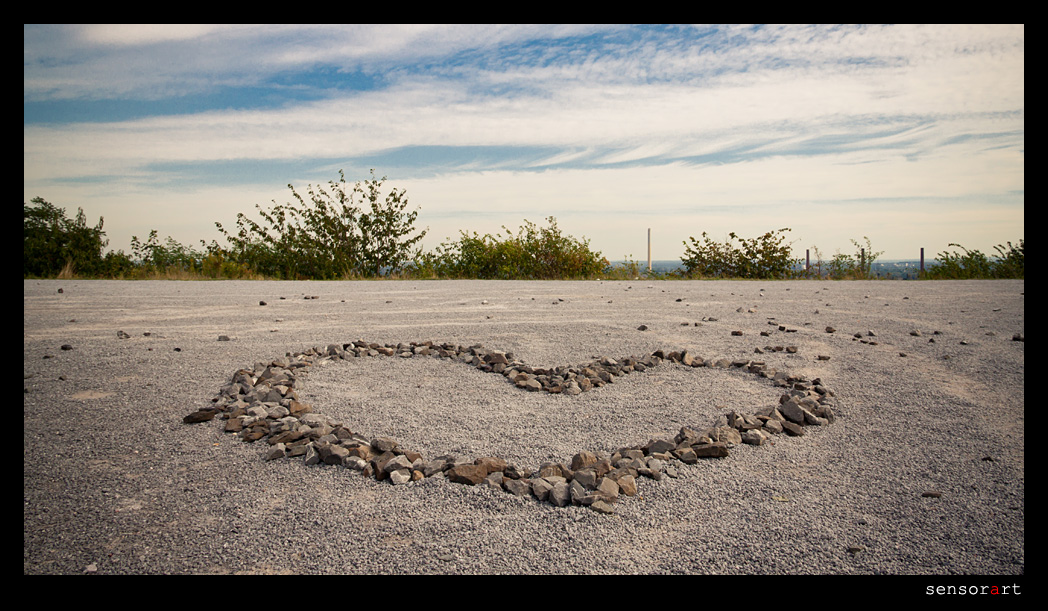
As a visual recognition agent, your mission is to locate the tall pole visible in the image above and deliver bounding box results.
[647,228,652,272]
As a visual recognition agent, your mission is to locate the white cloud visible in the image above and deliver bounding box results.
[24,24,1024,262]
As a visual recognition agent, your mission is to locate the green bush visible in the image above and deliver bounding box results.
[822,237,884,279]
[413,217,608,280]
[215,170,427,279]
[680,228,799,279]
[925,240,1024,279]
[130,230,208,274]
[24,197,111,277]
[602,255,643,280]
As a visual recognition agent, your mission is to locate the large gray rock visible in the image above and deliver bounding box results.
[531,478,554,501]
[504,478,531,496]
[388,469,412,485]
[549,482,571,507]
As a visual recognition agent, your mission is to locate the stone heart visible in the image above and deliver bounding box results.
[185,340,837,514]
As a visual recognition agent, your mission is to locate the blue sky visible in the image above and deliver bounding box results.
[24,24,1024,262]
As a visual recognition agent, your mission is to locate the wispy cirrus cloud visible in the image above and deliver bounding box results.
[23,24,1023,260]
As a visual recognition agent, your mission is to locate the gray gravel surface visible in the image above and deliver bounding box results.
[23,279,1024,575]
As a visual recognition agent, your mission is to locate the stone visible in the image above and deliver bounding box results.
[483,471,505,490]
[382,454,413,476]
[475,456,507,474]
[762,419,784,435]
[303,444,321,466]
[692,442,730,458]
[344,456,367,471]
[320,444,350,465]
[596,477,619,501]
[549,482,571,507]
[504,478,531,496]
[537,463,570,479]
[570,450,599,471]
[193,336,839,516]
[741,430,768,445]
[446,464,488,486]
[779,399,809,424]
[371,437,398,453]
[531,478,554,501]
[388,469,412,485]
[674,447,698,464]
[573,468,598,489]
[645,439,676,455]
[617,474,638,496]
[183,408,218,424]
[264,443,286,461]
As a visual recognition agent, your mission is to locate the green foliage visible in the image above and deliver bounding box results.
[826,252,855,280]
[925,240,1024,279]
[412,217,608,280]
[215,170,427,279]
[601,255,673,280]
[805,245,825,278]
[130,230,207,274]
[994,240,1025,278]
[199,248,256,279]
[24,197,111,277]
[602,255,643,280]
[823,237,884,279]
[680,228,799,279]
[101,250,135,277]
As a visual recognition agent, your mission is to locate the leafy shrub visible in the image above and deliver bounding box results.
[822,237,884,279]
[602,255,643,280]
[994,240,1025,278]
[101,250,136,278]
[24,197,111,278]
[130,230,208,274]
[215,170,427,279]
[805,245,825,278]
[925,240,1024,279]
[680,228,799,279]
[413,217,608,280]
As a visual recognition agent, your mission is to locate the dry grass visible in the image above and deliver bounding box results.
[56,260,76,279]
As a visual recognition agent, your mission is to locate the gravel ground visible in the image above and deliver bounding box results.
[23,279,1024,575]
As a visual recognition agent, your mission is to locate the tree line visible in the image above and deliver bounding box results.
[24,171,1023,281]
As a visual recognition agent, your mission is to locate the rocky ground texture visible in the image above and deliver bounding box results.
[184,340,839,515]
[24,279,1023,575]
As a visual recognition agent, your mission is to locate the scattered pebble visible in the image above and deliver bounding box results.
[185,338,839,515]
